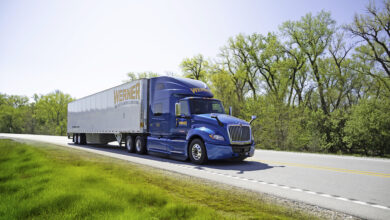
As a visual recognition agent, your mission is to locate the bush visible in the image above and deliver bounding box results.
[344,98,390,156]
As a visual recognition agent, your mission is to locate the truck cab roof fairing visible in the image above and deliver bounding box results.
[150,76,213,98]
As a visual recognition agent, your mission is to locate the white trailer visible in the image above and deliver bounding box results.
[67,79,148,145]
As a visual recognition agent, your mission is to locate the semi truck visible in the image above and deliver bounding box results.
[67,76,256,164]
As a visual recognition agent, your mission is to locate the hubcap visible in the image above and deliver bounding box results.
[126,139,131,150]
[136,140,141,152]
[192,144,202,160]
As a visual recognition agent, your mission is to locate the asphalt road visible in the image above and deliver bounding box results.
[1,133,389,220]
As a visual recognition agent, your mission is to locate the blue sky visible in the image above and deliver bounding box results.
[0,0,382,99]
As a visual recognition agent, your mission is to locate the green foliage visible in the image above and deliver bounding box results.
[1,1,389,157]
[180,4,389,157]
[344,99,390,156]
[180,54,209,82]
[209,67,242,116]
[125,71,159,82]
[345,0,390,83]
[34,91,73,135]
[0,139,314,219]
[0,94,31,133]
[0,91,73,136]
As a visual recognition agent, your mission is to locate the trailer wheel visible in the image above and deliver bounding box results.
[135,136,146,154]
[80,133,87,145]
[126,136,135,153]
[76,134,81,144]
[189,139,208,165]
[72,134,76,143]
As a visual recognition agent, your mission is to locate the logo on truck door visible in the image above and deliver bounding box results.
[114,83,140,106]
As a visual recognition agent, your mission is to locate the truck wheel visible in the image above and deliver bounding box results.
[80,134,87,145]
[72,134,76,143]
[77,134,81,144]
[74,134,79,144]
[189,139,207,165]
[126,136,135,153]
[135,136,146,154]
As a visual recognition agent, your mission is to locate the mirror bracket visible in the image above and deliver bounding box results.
[249,115,257,125]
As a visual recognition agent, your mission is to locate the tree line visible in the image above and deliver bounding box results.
[1,1,389,157]
[179,1,390,157]
[0,91,73,136]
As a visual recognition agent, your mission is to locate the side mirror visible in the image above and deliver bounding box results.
[229,106,232,116]
[175,103,181,116]
[211,114,224,126]
[250,115,257,124]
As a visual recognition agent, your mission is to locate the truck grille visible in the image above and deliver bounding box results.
[228,125,251,144]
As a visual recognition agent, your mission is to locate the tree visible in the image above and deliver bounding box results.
[247,33,282,101]
[0,94,30,133]
[344,98,390,156]
[34,91,73,135]
[345,0,390,78]
[180,54,209,82]
[352,44,390,94]
[223,35,259,99]
[282,42,306,106]
[209,66,241,116]
[125,72,159,82]
[219,41,250,103]
[281,11,336,115]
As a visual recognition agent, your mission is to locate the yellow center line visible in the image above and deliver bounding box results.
[248,159,390,178]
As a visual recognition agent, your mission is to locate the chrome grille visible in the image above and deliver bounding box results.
[228,125,251,144]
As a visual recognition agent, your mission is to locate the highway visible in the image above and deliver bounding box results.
[1,133,389,220]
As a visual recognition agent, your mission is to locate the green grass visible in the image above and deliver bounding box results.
[0,139,315,220]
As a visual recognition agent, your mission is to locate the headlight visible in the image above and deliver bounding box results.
[209,134,225,141]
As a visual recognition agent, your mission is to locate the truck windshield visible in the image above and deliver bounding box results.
[189,99,225,114]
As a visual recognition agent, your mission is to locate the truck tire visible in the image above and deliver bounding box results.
[72,134,76,143]
[80,133,87,145]
[135,136,146,154]
[77,134,81,144]
[126,136,135,153]
[189,139,208,165]
[74,134,79,144]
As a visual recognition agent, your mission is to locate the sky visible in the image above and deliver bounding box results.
[0,0,383,99]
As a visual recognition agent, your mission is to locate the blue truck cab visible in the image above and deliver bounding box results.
[146,76,255,164]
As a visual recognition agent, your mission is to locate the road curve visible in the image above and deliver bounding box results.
[1,133,389,220]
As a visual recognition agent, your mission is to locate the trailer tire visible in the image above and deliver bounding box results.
[135,136,146,154]
[76,134,81,144]
[80,133,87,145]
[72,134,76,143]
[74,134,79,144]
[189,139,208,165]
[126,136,135,153]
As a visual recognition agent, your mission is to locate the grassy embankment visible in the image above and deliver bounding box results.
[0,139,315,219]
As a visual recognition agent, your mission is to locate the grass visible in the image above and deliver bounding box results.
[0,139,316,220]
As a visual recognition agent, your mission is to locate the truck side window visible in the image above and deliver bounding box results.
[153,103,163,115]
[180,101,190,116]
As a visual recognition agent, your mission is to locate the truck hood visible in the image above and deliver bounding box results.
[193,113,249,126]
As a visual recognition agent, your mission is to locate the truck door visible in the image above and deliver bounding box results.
[148,97,171,153]
[174,100,191,138]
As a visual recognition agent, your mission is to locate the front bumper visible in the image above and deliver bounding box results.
[205,142,255,160]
